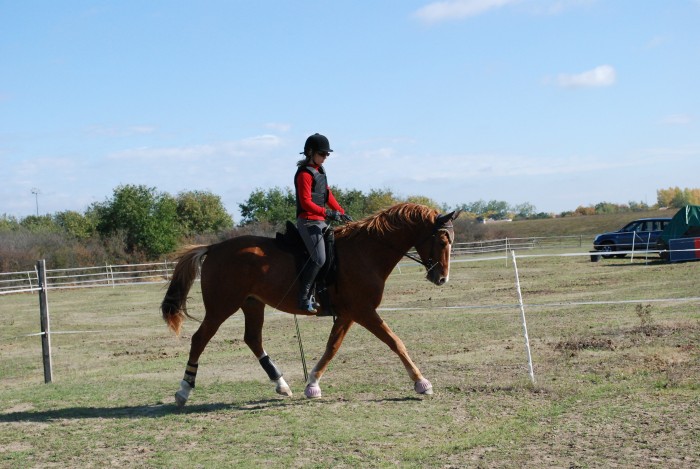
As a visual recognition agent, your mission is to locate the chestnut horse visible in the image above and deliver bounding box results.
[161,203,460,406]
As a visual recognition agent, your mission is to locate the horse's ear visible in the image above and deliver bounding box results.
[436,211,458,226]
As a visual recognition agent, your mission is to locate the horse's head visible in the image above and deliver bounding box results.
[415,210,461,286]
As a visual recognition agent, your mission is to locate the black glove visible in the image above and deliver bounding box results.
[325,209,341,221]
[340,213,353,222]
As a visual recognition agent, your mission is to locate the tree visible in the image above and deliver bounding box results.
[512,202,537,219]
[404,195,442,211]
[54,210,97,240]
[365,188,399,214]
[574,205,596,216]
[594,202,620,214]
[657,187,679,207]
[628,200,649,212]
[176,190,233,235]
[485,200,510,220]
[331,188,368,219]
[93,184,181,258]
[0,214,20,232]
[238,187,296,226]
[657,186,700,208]
[460,200,488,216]
[20,215,59,233]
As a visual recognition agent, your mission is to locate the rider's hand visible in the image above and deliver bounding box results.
[325,209,341,221]
[340,214,353,222]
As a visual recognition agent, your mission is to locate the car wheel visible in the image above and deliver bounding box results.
[600,242,615,259]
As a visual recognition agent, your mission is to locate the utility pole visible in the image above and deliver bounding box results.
[31,188,40,216]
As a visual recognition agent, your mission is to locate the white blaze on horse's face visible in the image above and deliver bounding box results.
[429,228,453,286]
[417,225,454,286]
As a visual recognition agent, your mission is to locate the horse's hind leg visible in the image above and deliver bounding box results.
[241,298,292,397]
[305,315,354,398]
[355,310,433,396]
[175,313,230,407]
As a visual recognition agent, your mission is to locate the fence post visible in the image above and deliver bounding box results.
[106,263,115,287]
[510,251,536,385]
[36,259,53,384]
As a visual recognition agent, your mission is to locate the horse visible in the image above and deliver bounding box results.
[161,203,460,406]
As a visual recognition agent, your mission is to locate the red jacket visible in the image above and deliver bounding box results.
[295,164,344,220]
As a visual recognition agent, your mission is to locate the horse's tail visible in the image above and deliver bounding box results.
[161,244,209,336]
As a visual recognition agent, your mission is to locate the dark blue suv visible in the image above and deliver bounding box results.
[593,218,671,258]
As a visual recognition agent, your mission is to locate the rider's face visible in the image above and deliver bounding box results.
[313,151,329,165]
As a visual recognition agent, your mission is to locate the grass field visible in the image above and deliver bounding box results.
[482,208,679,239]
[1,249,698,468]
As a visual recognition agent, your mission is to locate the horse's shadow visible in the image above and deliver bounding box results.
[0,398,296,423]
[0,394,428,423]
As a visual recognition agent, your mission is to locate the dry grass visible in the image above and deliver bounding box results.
[0,251,698,468]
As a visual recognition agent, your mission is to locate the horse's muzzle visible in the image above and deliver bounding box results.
[428,269,449,286]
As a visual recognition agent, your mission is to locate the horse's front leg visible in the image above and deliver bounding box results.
[305,316,354,398]
[355,311,433,396]
[241,298,292,397]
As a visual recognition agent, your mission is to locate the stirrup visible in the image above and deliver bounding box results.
[298,298,318,313]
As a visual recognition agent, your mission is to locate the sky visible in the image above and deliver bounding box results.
[2,0,699,222]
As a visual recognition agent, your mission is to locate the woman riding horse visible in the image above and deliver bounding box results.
[161,203,459,406]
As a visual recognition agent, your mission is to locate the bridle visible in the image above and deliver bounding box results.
[403,220,455,273]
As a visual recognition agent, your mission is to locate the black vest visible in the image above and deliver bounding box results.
[295,165,328,217]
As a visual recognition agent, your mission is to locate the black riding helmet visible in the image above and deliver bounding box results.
[301,133,333,154]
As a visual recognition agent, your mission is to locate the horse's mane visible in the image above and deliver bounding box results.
[335,203,438,240]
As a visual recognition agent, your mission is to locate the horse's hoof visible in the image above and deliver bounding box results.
[414,378,433,395]
[175,390,188,407]
[276,384,293,397]
[175,380,192,407]
[304,384,322,399]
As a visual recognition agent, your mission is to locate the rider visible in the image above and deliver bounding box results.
[294,133,351,313]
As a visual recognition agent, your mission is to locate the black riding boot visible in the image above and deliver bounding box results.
[298,262,321,312]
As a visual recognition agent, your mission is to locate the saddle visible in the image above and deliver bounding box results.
[275,221,338,316]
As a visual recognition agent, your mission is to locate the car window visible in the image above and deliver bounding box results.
[629,222,646,232]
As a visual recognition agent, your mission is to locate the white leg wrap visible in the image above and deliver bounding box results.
[175,379,192,407]
[275,377,292,397]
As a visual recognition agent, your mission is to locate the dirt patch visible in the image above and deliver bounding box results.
[554,336,615,352]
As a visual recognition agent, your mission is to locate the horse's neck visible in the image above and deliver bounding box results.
[369,225,427,272]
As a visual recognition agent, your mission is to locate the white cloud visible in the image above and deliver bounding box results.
[413,0,596,23]
[106,134,283,161]
[661,114,692,126]
[554,65,616,88]
[413,0,517,23]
